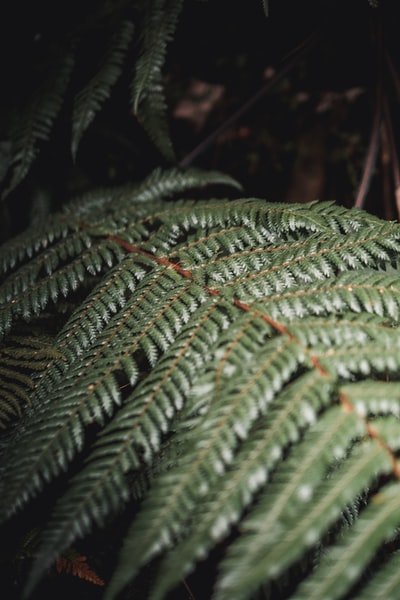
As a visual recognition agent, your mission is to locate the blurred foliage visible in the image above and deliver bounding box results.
[0,0,398,240]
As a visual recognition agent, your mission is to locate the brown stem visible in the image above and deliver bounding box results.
[383,97,400,219]
[182,579,196,600]
[354,16,383,208]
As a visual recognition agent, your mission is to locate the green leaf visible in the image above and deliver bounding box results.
[131,0,184,160]
[71,20,135,160]
[2,188,400,600]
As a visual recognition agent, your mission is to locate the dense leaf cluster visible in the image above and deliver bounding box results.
[2,168,400,599]
[1,1,399,599]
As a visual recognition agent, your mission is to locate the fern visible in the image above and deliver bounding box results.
[1,1,184,197]
[0,166,240,340]
[0,331,63,427]
[131,0,184,161]
[71,18,135,161]
[56,551,105,586]
[3,42,76,198]
[2,173,400,600]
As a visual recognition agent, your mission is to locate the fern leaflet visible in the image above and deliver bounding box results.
[1,184,400,600]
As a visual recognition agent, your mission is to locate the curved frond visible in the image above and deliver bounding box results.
[1,1,197,198]
[3,43,75,198]
[1,189,400,600]
[131,0,184,160]
[71,19,135,160]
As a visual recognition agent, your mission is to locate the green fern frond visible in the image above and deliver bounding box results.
[146,401,354,600]
[62,167,241,224]
[113,165,243,204]
[3,43,75,198]
[2,188,400,599]
[261,271,400,321]
[292,483,400,600]
[131,0,184,161]
[71,19,135,160]
[0,333,63,427]
[352,551,400,600]
[213,438,393,600]
[0,167,239,340]
[1,2,195,197]
[340,381,400,418]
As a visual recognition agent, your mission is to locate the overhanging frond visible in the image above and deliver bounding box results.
[131,0,184,161]
[2,42,75,199]
[1,186,400,600]
[71,19,135,160]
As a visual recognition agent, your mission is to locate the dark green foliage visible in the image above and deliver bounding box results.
[71,19,135,161]
[3,42,75,198]
[0,331,63,426]
[1,1,399,599]
[2,170,400,599]
[131,0,184,162]
[1,0,185,200]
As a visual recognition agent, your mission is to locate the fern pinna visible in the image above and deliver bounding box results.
[2,0,184,199]
[2,167,400,599]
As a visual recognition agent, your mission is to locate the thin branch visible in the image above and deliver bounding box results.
[354,17,383,208]
[380,118,394,220]
[384,50,400,218]
[385,49,400,99]
[182,578,196,600]
[179,31,319,167]
[383,97,400,219]
[354,105,382,209]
